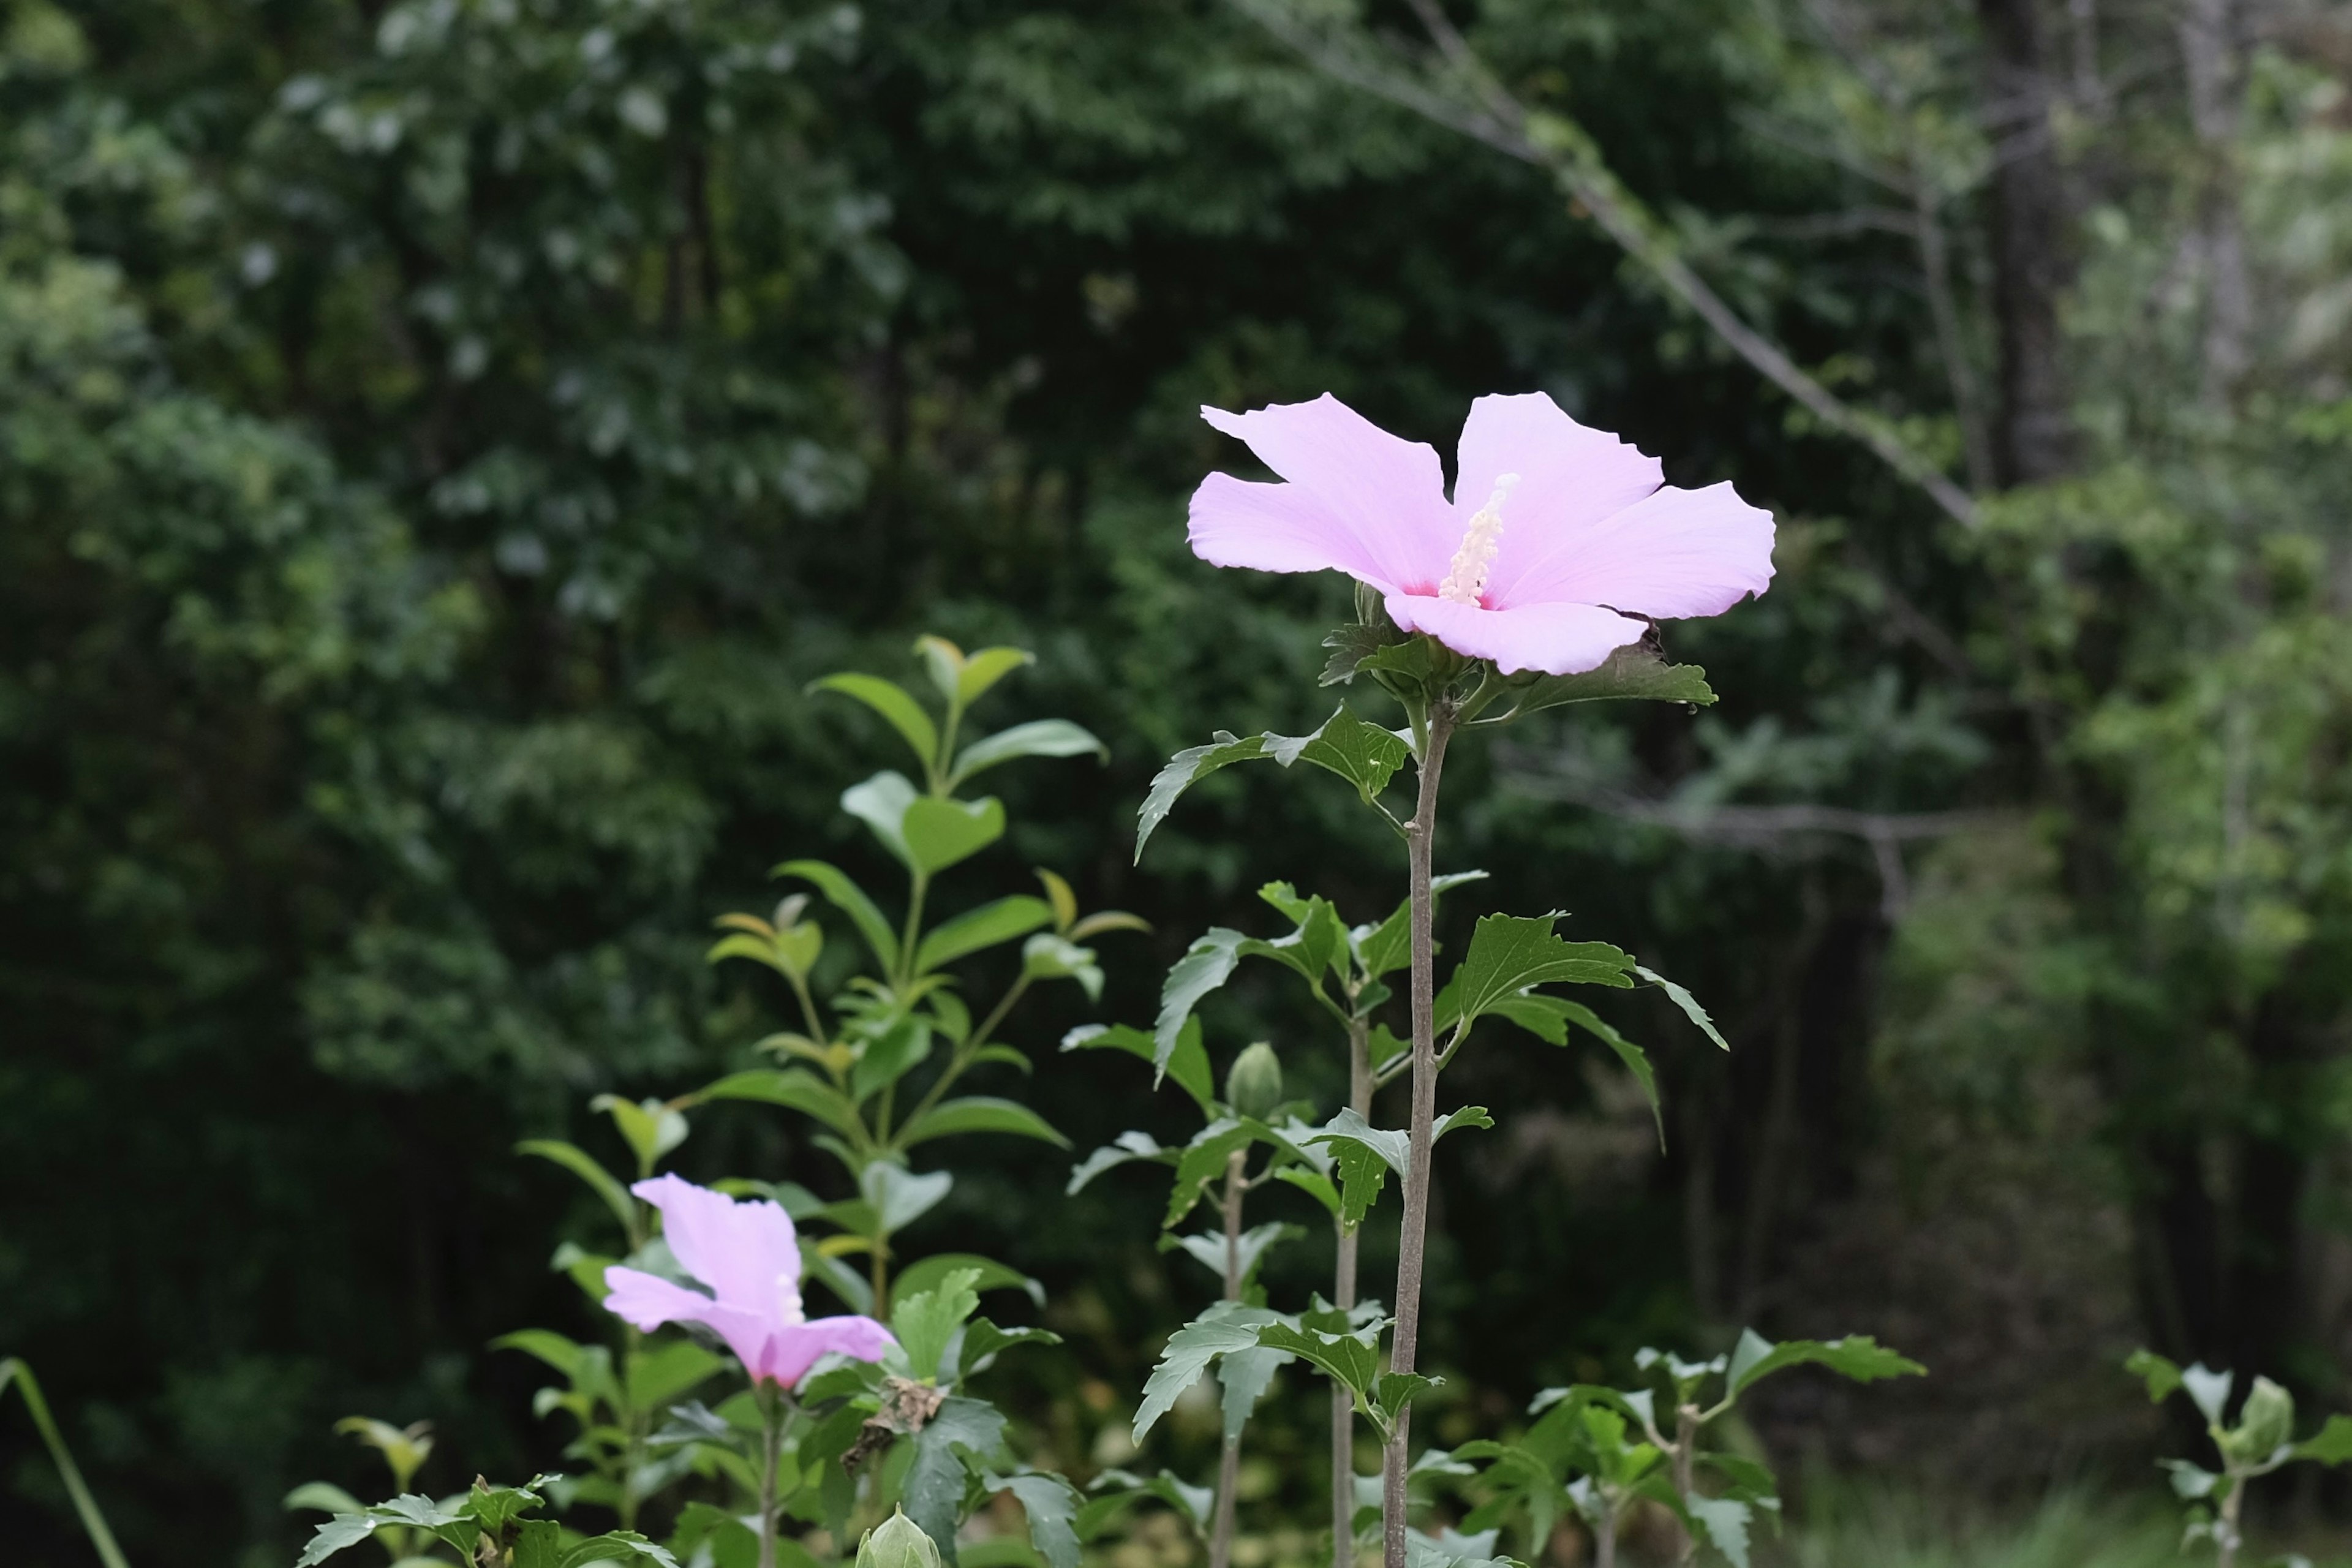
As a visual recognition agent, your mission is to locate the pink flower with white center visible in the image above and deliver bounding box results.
[603,1175,895,1390]
[1187,391,1776,676]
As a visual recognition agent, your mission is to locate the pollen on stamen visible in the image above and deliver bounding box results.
[1436,473,1521,606]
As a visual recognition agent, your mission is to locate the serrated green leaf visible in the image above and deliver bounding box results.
[1724,1330,1924,1398]
[1632,965,1728,1050]
[1485,646,1717,718]
[1067,1131,1176,1194]
[1164,1119,1253,1228]
[2125,1348,2184,1405]
[950,721,1105,788]
[987,1472,1083,1568]
[1686,1496,1754,1568]
[1134,1319,1266,1441]
[1444,916,1635,1033]
[1061,1020,1216,1118]
[894,1253,1045,1311]
[1294,703,1409,806]
[1303,1110,1406,1230]
[815,674,941,772]
[295,1513,381,1566]
[894,1267,981,1382]
[1554,1000,1661,1148]
[1135,733,1272,862]
[905,1398,1007,1567]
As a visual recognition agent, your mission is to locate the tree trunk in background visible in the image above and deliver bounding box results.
[1976,0,2076,484]
[2179,0,2252,407]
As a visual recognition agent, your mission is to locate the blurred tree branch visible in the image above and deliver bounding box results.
[1232,0,1983,527]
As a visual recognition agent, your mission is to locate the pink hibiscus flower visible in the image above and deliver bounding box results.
[603,1174,895,1390]
[1188,391,1776,676]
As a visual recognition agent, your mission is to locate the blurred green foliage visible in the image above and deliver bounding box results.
[5,0,2352,1562]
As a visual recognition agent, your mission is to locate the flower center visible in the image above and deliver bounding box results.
[1436,473,1520,606]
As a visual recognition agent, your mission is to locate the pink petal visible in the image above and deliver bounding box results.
[1493,480,1775,619]
[1455,394,1664,611]
[1384,592,1652,677]
[1197,396,1455,587]
[1188,473,1399,588]
[758,1315,899,1389]
[631,1174,802,1319]
[602,1265,777,1376]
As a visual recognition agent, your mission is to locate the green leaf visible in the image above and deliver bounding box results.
[1444,916,1635,1031]
[815,674,941,772]
[1256,1321,1383,1423]
[2294,1414,2352,1464]
[952,646,1035,707]
[1632,965,1728,1050]
[285,1482,368,1515]
[1303,1110,1406,1229]
[1135,733,1272,862]
[2181,1363,2234,1425]
[894,1267,982,1382]
[1485,646,1717,718]
[774,859,902,973]
[590,1095,688,1174]
[959,1321,1064,1381]
[1374,1373,1444,1431]
[1020,933,1102,1001]
[1170,1223,1298,1292]
[1078,1471,1212,1539]
[852,1016,935,1103]
[1434,1106,1493,1140]
[1547,1000,1662,1148]
[517,1140,636,1238]
[1686,1496,1755,1568]
[1293,703,1409,807]
[903,795,1008,875]
[988,1472,1084,1568]
[894,1253,1046,1311]
[863,1163,954,1232]
[916,897,1055,974]
[295,1514,382,1566]
[1061,1020,1216,1118]
[558,1529,682,1567]
[1723,1330,1925,1398]
[905,1397,1008,1567]
[1355,872,1489,981]
[844,771,922,867]
[625,1339,722,1411]
[698,1070,867,1145]
[1067,1130,1177,1195]
[899,1097,1068,1149]
[1163,1120,1255,1228]
[951,721,1106,788]
[1134,1317,1267,1441]
[2125,1348,2184,1405]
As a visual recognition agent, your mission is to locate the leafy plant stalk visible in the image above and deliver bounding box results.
[1381,702,1457,1568]
[1210,1145,1250,1568]
[0,1359,131,1568]
[1333,1016,1370,1568]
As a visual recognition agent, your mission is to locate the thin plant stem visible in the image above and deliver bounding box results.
[1380,702,1457,1568]
[758,1384,787,1568]
[1594,1500,1618,1568]
[0,1360,131,1568]
[1332,1015,1371,1568]
[1670,1406,1698,1568]
[1210,1147,1250,1568]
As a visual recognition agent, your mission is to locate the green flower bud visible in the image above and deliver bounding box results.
[2223,1376,2294,1463]
[1225,1042,1283,1121]
[857,1509,942,1568]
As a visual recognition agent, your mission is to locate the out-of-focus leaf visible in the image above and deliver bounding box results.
[894,1253,1044,1310]
[986,1471,1084,1568]
[517,1140,636,1238]
[1061,1020,1215,1118]
[814,674,940,772]
[2125,1348,2184,1404]
[950,720,1106,788]
[1723,1329,1924,1398]
[903,795,1007,875]
[916,897,1053,974]
[698,1070,865,1145]
[898,1097,1067,1148]
[774,859,902,973]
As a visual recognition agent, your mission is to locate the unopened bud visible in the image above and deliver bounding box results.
[858,1509,943,1568]
[1225,1042,1284,1121]
[2224,1376,2294,1462]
